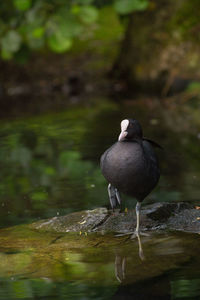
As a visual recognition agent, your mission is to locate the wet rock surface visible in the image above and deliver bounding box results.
[31,207,108,233]
[30,202,200,234]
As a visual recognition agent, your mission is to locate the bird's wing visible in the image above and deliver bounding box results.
[143,138,163,149]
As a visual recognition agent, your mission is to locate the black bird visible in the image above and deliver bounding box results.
[100,118,161,236]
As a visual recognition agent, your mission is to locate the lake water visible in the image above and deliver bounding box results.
[0,96,200,299]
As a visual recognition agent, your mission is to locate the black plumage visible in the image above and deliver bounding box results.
[100,118,161,235]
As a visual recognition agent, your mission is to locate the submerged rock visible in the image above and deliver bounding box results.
[30,202,200,234]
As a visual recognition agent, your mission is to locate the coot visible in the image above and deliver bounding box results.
[100,118,161,235]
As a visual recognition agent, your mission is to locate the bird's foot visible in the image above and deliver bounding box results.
[115,231,133,237]
[115,230,147,260]
[115,230,149,238]
[130,231,149,239]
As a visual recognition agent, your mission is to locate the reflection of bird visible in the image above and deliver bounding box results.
[100,118,161,236]
[115,233,145,283]
[115,255,126,283]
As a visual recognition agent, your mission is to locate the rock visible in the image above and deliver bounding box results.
[143,202,191,221]
[94,209,155,233]
[31,207,108,232]
[168,208,200,233]
[30,202,200,234]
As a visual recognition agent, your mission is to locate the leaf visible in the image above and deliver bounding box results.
[48,33,72,53]
[1,30,22,53]
[71,5,81,15]
[114,0,149,15]
[32,27,44,38]
[47,13,83,39]
[24,25,45,49]
[79,6,98,24]
[13,0,32,11]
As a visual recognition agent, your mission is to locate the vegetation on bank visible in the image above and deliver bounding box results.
[0,0,148,60]
[1,0,200,95]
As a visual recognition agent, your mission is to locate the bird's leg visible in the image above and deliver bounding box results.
[108,183,115,210]
[115,188,123,212]
[116,201,149,237]
[108,183,118,211]
[135,201,141,235]
[115,188,121,206]
[131,201,149,238]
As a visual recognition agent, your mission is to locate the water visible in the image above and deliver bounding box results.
[0,96,200,299]
[0,229,199,299]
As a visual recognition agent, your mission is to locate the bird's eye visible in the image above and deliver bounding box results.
[129,123,133,128]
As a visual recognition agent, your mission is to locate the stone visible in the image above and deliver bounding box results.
[31,207,108,233]
[30,202,200,234]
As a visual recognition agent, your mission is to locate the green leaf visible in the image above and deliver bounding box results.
[1,30,22,53]
[47,14,83,39]
[79,6,98,24]
[32,27,44,38]
[71,5,81,15]
[13,0,32,11]
[114,0,149,15]
[48,33,72,53]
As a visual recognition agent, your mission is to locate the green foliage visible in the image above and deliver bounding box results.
[186,81,200,93]
[170,0,200,42]
[0,0,100,59]
[114,0,149,15]
[48,34,72,53]
[1,0,200,62]
[13,0,32,11]
[75,5,99,24]
[0,0,149,60]
[1,30,22,59]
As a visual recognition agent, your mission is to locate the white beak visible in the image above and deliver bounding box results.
[118,119,129,141]
[118,131,128,141]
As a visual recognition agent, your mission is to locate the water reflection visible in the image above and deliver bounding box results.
[115,235,144,283]
[0,231,199,299]
[115,255,126,283]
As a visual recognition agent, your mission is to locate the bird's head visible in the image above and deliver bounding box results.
[118,119,143,141]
